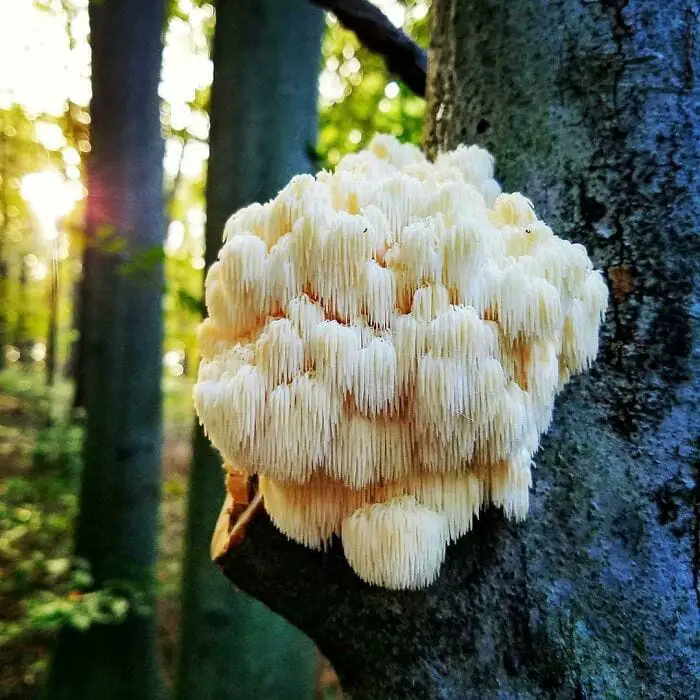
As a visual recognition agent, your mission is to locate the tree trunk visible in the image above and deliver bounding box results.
[14,253,30,361]
[47,0,167,697]
[45,252,59,388]
[216,0,699,698]
[0,127,8,371]
[69,274,87,410]
[174,2,323,699]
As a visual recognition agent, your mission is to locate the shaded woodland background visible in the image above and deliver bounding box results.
[0,1,429,697]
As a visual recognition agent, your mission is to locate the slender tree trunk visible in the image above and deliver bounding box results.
[45,249,58,388]
[0,126,8,371]
[175,3,323,698]
[69,273,86,410]
[14,253,30,361]
[216,1,699,698]
[47,0,167,698]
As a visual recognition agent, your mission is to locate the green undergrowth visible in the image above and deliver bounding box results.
[0,368,83,697]
[0,368,198,698]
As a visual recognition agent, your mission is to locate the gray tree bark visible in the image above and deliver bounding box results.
[216,0,699,698]
[47,0,167,697]
[174,2,323,699]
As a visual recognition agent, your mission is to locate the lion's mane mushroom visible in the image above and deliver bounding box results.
[194,134,608,590]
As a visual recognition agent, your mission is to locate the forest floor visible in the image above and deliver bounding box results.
[0,367,340,700]
[0,372,52,699]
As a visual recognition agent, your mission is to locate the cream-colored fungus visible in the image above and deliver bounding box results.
[194,134,607,590]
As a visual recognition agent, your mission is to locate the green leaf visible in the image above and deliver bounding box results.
[70,610,92,631]
[72,569,93,590]
[46,557,71,577]
[118,245,166,278]
[177,288,205,316]
[110,597,129,621]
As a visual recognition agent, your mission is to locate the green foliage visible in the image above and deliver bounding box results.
[117,244,167,281]
[0,369,82,695]
[0,368,162,694]
[317,3,430,168]
[0,366,51,416]
[0,428,82,599]
[176,288,205,317]
[22,573,154,636]
[33,422,83,478]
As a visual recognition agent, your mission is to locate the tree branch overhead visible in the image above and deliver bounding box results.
[311,0,427,97]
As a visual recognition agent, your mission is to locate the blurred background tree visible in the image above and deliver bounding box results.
[46,0,168,696]
[0,1,429,698]
[174,1,322,699]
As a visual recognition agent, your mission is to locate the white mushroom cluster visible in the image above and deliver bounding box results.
[195,134,608,590]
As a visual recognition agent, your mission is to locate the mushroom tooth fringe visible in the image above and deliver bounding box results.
[194,363,266,466]
[352,338,398,416]
[260,474,360,549]
[265,235,299,311]
[223,201,271,243]
[308,320,360,392]
[204,262,260,337]
[341,497,448,589]
[442,215,502,290]
[260,471,488,553]
[521,339,560,433]
[260,476,340,550]
[561,299,601,374]
[434,144,500,203]
[425,182,488,228]
[193,133,609,590]
[394,313,428,392]
[490,192,537,227]
[427,306,497,362]
[218,234,267,298]
[325,415,413,488]
[286,294,325,344]
[254,318,304,388]
[396,219,443,285]
[414,355,507,459]
[487,451,533,521]
[363,260,396,328]
[368,132,427,169]
[410,284,451,321]
[197,319,246,361]
[406,472,482,542]
[249,375,339,483]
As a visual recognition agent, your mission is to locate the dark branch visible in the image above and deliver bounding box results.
[311,0,427,97]
[214,503,520,699]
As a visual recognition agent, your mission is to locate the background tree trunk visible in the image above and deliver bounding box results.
[14,253,30,361]
[69,274,87,410]
[47,0,167,697]
[217,0,699,698]
[174,2,323,699]
[0,126,8,371]
[45,251,59,389]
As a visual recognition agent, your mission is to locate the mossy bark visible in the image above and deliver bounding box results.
[218,0,699,697]
[175,2,323,699]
